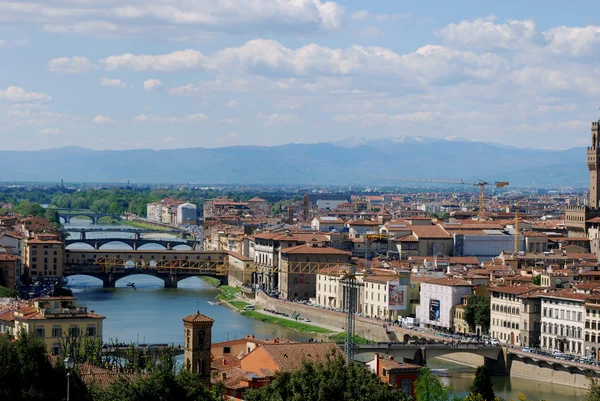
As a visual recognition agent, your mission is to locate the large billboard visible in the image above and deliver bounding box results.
[387,282,407,311]
[429,299,441,322]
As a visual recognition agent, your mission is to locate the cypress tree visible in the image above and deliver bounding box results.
[469,366,495,401]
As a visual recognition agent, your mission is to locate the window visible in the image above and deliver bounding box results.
[69,327,80,337]
[86,326,96,336]
[52,328,62,337]
[223,346,232,355]
[35,328,45,338]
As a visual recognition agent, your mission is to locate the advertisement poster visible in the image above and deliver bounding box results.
[388,283,407,310]
[429,299,441,322]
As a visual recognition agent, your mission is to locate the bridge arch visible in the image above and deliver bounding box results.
[64,274,104,287]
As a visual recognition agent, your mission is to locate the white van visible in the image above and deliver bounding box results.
[242,305,256,311]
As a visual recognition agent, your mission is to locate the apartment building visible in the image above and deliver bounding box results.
[490,284,541,347]
[177,202,198,225]
[22,233,65,282]
[0,252,19,289]
[584,295,600,360]
[278,243,352,300]
[417,277,472,331]
[362,273,410,321]
[311,216,345,232]
[540,291,586,356]
[146,197,187,225]
[5,296,105,354]
[250,231,330,291]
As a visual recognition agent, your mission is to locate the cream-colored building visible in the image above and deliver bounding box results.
[5,296,105,354]
[540,291,586,356]
[490,285,541,347]
[227,251,254,288]
[363,272,411,321]
[22,233,65,282]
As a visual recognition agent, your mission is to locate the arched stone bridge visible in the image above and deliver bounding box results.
[65,237,198,250]
[64,249,229,288]
[59,212,122,224]
[354,343,507,373]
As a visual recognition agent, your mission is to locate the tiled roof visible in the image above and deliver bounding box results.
[347,219,379,226]
[260,343,341,372]
[411,225,451,239]
[280,245,352,256]
[182,313,215,323]
[421,277,473,287]
[379,357,421,371]
[491,284,540,295]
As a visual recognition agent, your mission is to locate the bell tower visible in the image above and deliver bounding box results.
[182,312,214,387]
[588,121,600,209]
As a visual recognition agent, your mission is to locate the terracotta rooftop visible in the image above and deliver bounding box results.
[182,313,215,324]
[280,244,352,256]
[259,343,341,372]
[491,284,540,296]
[421,277,473,287]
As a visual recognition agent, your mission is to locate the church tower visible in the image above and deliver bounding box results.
[589,121,600,209]
[182,312,214,387]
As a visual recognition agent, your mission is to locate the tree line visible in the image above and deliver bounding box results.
[5,332,600,401]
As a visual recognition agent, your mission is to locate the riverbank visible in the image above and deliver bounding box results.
[118,220,174,231]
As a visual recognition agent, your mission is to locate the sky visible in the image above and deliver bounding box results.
[1,0,600,151]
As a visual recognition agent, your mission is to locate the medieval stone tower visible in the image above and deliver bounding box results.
[566,120,600,238]
[182,312,214,387]
[588,121,600,208]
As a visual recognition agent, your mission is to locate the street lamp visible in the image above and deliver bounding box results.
[64,356,74,401]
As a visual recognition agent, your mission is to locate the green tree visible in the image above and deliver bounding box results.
[469,366,495,401]
[92,353,212,401]
[0,285,19,297]
[245,355,408,401]
[415,367,450,401]
[44,207,61,227]
[0,331,91,401]
[586,376,600,401]
[464,295,491,334]
[12,200,45,217]
[532,275,541,285]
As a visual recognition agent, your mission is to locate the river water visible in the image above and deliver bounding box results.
[64,218,587,400]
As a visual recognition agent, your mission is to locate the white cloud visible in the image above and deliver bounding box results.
[163,136,178,143]
[102,50,205,71]
[92,115,115,124]
[133,114,148,123]
[37,127,61,135]
[143,79,164,91]
[0,86,52,103]
[97,39,506,85]
[133,113,208,124]
[543,26,600,57]
[226,100,239,107]
[48,56,97,74]
[258,113,303,127]
[437,16,538,51]
[100,77,126,87]
[6,0,344,38]
[333,112,440,125]
[216,132,238,144]
[0,37,28,47]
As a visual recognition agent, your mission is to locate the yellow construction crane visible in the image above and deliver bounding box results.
[380,177,509,222]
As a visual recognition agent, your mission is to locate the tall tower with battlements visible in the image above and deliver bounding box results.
[566,119,600,239]
[588,121,600,208]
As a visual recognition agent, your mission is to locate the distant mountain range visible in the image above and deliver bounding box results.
[0,136,588,187]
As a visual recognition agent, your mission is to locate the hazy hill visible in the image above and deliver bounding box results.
[0,138,588,186]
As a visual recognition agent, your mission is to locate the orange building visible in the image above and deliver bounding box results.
[366,353,420,398]
[211,340,341,401]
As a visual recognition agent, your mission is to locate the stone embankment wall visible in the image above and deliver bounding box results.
[434,353,486,368]
[509,359,591,389]
[254,292,389,342]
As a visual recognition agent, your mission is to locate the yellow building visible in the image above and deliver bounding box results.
[11,296,104,354]
[22,233,65,282]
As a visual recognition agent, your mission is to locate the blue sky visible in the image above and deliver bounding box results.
[1,0,599,151]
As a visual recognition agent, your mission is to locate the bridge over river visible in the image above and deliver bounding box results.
[65,237,198,250]
[64,249,232,288]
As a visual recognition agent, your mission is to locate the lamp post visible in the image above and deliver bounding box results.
[64,356,74,401]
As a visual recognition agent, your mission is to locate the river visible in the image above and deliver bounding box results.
[63,218,587,400]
